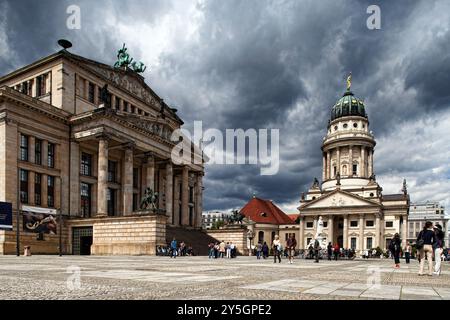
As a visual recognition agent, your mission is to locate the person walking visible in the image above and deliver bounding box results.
[226,242,231,259]
[313,239,320,263]
[230,242,236,258]
[256,242,262,260]
[333,243,340,261]
[417,221,436,276]
[272,235,282,263]
[262,242,269,259]
[170,238,177,259]
[433,224,444,276]
[389,233,402,268]
[404,242,412,264]
[208,242,215,259]
[219,240,226,258]
[286,235,297,264]
[327,242,333,261]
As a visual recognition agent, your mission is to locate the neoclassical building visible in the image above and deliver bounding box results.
[298,85,409,252]
[0,45,204,255]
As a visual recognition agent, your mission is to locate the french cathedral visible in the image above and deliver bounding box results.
[298,81,410,252]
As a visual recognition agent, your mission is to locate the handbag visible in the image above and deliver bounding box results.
[416,231,425,249]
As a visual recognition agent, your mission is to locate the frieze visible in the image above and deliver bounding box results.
[126,117,173,142]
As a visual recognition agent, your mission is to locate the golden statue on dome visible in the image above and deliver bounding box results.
[346,72,352,91]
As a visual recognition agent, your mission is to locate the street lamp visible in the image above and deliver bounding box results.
[247,229,254,256]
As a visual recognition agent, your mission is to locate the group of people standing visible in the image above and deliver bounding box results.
[169,238,194,258]
[208,241,237,259]
[389,221,445,276]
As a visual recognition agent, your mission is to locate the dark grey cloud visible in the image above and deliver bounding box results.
[1,0,449,212]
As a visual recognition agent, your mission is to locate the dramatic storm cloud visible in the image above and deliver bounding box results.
[1,0,449,212]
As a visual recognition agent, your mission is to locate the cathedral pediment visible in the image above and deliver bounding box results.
[299,189,380,210]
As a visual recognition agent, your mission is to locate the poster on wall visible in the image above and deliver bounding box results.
[22,206,58,234]
[0,202,13,231]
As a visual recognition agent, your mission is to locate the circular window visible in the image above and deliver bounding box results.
[370,193,374,197]
[334,126,338,131]
[362,124,365,129]
[343,123,348,129]
[353,123,358,128]
[312,197,316,200]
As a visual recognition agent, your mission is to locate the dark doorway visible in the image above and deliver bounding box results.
[80,236,93,255]
[72,227,93,255]
[337,235,343,248]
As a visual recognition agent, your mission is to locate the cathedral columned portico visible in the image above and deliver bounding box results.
[299,78,409,254]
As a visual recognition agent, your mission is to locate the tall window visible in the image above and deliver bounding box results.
[36,74,46,97]
[81,153,92,176]
[47,176,55,207]
[19,169,28,203]
[107,188,115,216]
[108,160,116,182]
[35,139,42,165]
[189,186,194,203]
[20,134,28,161]
[35,173,42,205]
[352,164,358,176]
[21,81,30,95]
[351,238,357,250]
[133,193,138,212]
[47,143,55,168]
[88,82,95,103]
[115,97,120,110]
[133,168,139,189]
[366,237,373,249]
[80,182,91,218]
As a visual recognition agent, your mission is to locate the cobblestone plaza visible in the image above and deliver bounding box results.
[0,256,448,300]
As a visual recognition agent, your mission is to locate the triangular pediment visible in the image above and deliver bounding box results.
[300,189,380,210]
[64,52,178,119]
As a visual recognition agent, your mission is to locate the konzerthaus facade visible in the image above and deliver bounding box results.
[298,85,410,253]
[0,47,204,255]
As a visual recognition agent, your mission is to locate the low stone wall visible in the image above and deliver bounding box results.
[69,213,167,256]
[206,227,248,255]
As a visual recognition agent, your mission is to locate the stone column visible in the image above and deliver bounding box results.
[336,147,340,177]
[195,173,203,228]
[360,146,366,177]
[42,174,48,207]
[322,154,326,181]
[97,137,108,217]
[69,141,80,216]
[181,166,189,226]
[343,215,349,248]
[165,162,173,224]
[84,79,89,100]
[122,146,133,216]
[326,151,331,180]
[375,214,381,248]
[173,175,180,226]
[111,95,116,110]
[349,145,353,175]
[359,214,364,253]
[119,98,124,112]
[328,215,334,245]
[144,154,155,192]
[28,172,35,205]
[29,136,35,164]
[368,149,373,177]
[402,215,408,248]
[94,84,99,106]
[299,217,305,249]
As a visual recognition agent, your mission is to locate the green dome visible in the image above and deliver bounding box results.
[330,91,367,121]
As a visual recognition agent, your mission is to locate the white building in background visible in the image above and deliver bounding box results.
[202,211,232,230]
[408,202,448,245]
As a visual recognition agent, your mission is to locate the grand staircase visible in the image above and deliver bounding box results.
[165,226,219,256]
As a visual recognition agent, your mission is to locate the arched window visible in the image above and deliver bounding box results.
[258,231,264,244]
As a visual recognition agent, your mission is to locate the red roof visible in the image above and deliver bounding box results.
[287,214,300,223]
[240,197,294,225]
